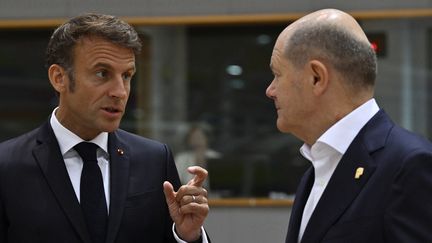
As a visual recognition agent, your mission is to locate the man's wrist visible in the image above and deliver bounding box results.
[187,233,202,243]
[173,224,202,243]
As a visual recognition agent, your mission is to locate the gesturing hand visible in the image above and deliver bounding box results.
[163,166,209,242]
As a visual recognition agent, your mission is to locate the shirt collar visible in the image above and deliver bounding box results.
[50,108,108,156]
[319,98,379,154]
[301,98,379,158]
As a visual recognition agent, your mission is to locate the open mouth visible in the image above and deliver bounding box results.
[102,107,121,114]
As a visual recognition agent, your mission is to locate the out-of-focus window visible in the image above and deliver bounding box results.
[0,30,53,141]
[185,25,308,198]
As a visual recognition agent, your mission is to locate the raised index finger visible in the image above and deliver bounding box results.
[186,166,208,187]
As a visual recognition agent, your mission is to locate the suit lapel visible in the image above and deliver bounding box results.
[301,139,376,242]
[300,110,391,242]
[106,132,130,243]
[33,122,92,243]
[285,167,314,243]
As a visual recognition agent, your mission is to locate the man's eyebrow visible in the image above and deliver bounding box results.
[92,62,136,72]
[92,62,112,69]
[129,65,137,73]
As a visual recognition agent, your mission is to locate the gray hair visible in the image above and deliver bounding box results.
[285,23,377,90]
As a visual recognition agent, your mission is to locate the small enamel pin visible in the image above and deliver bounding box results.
[117,148,124,155]
[355,167,364,179]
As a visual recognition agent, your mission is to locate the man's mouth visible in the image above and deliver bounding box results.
[102,107,122,113]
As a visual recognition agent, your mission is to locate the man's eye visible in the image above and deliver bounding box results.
[96,70,107,78]
[122,73,133,81]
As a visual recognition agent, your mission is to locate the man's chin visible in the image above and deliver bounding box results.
[276,121,290,133]
[102,122,121,133]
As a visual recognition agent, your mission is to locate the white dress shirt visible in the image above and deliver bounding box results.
[50,108,110,208]
[49,108,208,243]
[297,99,380,242]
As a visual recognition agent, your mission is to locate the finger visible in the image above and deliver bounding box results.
[180,195,195,206]
[186,166,208,187]
[176,186,207,202]
[179,194,208,206]
[179,203,210,217]
[190,195,208,204]
[163,181,176,205]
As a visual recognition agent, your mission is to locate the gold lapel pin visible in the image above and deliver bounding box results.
[117,148,124,155]
[355,167,364,179]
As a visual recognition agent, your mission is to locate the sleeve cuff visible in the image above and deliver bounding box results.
[172,224,209,243]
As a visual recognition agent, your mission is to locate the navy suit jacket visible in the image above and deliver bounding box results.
[286,110,432,243]
[0,121,183,243]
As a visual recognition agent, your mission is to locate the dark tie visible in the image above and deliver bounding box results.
[75,142,108,243]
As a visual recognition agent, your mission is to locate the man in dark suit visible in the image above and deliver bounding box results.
[266,9,432,243]
[0,13,210,243]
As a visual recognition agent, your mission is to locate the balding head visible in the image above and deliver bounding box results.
[279,9,377,91]
[289,9,369,42]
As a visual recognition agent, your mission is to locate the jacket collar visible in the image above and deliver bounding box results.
[34,121,92,243]
[105,131,130,243]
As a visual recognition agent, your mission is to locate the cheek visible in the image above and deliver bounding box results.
[126,87,131,98]
[279,89,292,106]
[123,83,131,99]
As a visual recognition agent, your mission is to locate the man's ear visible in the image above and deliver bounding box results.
[48,64,68,93]
[307,60,329,96]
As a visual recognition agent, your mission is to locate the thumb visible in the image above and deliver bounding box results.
[163,181,181,223]
[163,181,176,205]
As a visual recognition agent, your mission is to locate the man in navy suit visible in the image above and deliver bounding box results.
[266,9,432,243]
[0,13,210,243]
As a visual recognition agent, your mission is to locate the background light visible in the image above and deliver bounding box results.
[226,65,243,76]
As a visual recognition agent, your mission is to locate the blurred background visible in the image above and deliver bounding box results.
[1,1,431,242]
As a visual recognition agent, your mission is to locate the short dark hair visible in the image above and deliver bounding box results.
[285,23,377,89]
[45,13,142,80]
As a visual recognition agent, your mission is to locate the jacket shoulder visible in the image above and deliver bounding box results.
[114,129,165,146]
[0,127,41,157]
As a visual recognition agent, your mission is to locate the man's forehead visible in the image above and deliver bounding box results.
[75,35,113,48]
[75,37,134,56]
[275,24,296,51]
[273,33,288,56]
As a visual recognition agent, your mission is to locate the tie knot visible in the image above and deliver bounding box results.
[75,142,99,163]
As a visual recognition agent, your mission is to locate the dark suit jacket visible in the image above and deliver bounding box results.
[0,121,183,243]
[286,110,432,243]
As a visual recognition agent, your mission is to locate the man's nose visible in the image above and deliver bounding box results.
[266,81,275,99]
[109,76,128,99]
